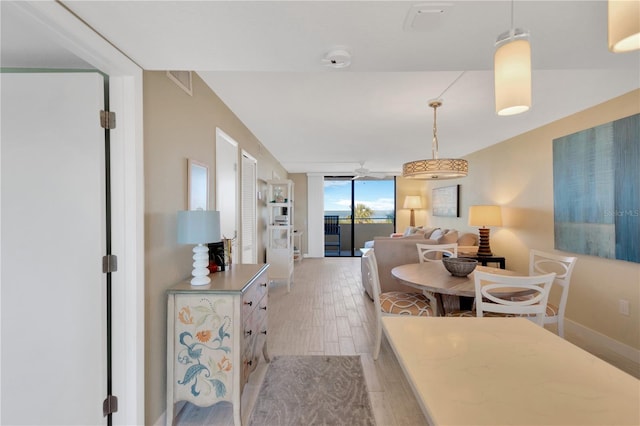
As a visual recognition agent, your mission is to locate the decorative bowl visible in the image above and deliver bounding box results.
[442,257,478,277]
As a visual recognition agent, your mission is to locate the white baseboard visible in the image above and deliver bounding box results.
[565,319,640,378]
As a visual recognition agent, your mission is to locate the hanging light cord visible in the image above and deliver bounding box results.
[509,0,515,38]
[431,103,439,159]
[436,71,466,100]
[430,70,466,159]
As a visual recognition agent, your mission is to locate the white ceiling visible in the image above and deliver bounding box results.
[3,1,639,175]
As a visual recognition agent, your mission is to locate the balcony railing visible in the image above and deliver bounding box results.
[324,217,395,255]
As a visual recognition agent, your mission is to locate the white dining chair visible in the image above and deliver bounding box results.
[416,243,459,314]
[362,249,435,360]
[416,243,458,262]
[474,270,556,326]
[528,249,577,337]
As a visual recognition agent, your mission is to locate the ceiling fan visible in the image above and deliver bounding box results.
[352,162,387,180]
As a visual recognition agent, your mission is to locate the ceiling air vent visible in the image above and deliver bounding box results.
[167,70,193,96]
[403,2,453,32]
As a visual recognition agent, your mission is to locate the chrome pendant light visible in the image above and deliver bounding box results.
[608,0,640,52]
[494,0,531,116]
[402,99,468,180]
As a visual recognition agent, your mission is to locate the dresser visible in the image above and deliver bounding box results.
[166,264,269,426]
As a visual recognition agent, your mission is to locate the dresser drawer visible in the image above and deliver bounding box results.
[241,273,268,318]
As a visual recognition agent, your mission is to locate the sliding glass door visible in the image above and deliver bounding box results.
[324,176,396,256]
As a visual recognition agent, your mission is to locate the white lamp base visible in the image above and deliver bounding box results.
[190,243,211,286]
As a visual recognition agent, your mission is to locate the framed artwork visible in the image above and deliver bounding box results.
[432,185,460,217]
[553,113,639,263]
[188,159,209,210]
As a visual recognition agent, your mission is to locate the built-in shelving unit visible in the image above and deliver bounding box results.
[266,179,294,292]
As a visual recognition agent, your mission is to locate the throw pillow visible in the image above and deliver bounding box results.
[430,229,444,240]
[438,230,459,244]
[402,226,424,236]
[457,232,478,246]
[421,227,439,238]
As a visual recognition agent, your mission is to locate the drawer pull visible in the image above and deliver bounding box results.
[246,360,253,367]
[260,306,267,311]
[260,282,267,287]
[244,301,253,306]
[245,329,253,336]
[260,330,267,335]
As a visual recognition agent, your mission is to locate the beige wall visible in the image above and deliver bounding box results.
[144,71,287,423]
[416,90,639,350]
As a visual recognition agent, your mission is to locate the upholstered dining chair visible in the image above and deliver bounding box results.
[416,243,459,314]
[473,270,557,326]
[527,249,577,337]
[362,249,435,360]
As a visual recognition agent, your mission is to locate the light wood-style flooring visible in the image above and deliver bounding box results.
[174,257,427,425]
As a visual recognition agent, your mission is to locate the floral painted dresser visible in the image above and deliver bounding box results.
[166,263,269,425]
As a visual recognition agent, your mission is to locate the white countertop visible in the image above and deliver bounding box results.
[382,316,640,425]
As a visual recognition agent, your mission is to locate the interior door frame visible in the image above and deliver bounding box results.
[241,150,258,264]
[216,128,239,258]
[4,3,145,425]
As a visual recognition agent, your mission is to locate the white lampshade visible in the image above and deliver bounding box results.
[403,195,423,210]
[177,210,221,244]
[177,210,221,286]
[494,31,531,116]
[468,205,503,227]
[608,0,640,52]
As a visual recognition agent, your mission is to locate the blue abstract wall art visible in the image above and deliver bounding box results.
[553,113,639,263]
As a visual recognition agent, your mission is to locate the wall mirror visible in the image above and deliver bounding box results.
[188,159,209,210]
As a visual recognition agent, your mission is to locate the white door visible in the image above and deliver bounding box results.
[241,151,258,263]
[1,73,106,425]
[216,128,238,259]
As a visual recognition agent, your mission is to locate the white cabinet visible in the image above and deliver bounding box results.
[266,179,294,292]
[166,264,270,426]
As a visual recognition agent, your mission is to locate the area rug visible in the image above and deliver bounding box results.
[248,355,376,426]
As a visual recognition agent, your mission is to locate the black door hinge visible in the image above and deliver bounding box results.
[103,395,118,417]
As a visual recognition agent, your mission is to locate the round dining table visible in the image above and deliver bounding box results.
[391,262,525,316]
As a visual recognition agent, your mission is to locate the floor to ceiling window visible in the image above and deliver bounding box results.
[324,176,396,257]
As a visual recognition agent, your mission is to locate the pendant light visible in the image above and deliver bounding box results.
[494,0,531,116]
[402,99,468,180]
[608,0,640,52]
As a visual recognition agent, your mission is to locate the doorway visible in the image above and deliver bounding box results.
[216,128,239,258]
[241,151,258,263]
[323,177,396,256]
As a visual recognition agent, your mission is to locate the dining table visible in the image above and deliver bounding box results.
[391,261,525,315]
[382,316,640,425]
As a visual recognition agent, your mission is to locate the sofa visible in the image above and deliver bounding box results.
[361,227,478,300]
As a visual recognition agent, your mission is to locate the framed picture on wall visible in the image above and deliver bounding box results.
[432,185,459,217]
[188,159,208,210]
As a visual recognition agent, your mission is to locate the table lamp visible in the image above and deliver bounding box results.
[468,205,502,256]
[177,210,221,285]
[403,195,423,227]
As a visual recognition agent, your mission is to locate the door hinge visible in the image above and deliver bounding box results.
[100,110,116,129]
[103,255,118,273]
[103,395,118,417]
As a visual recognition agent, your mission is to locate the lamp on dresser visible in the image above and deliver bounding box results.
[177,210,221,285]
[403,195,423,227]
[468,205,502,256]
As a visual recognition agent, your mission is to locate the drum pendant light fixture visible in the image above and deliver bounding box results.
[494,0,531,116]
[402,99,468,180]
[608,0,640,52]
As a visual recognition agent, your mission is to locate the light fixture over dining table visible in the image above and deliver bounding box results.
[402,99,468,180]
